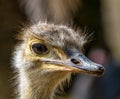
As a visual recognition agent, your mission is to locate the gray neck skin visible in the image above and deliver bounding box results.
[19,69,70,99]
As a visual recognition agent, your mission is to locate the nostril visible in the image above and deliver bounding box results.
[71,58,80,65]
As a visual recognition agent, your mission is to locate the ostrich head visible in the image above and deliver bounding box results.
[13,22,104,99]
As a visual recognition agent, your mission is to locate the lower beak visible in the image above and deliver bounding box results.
[41,53,105,76]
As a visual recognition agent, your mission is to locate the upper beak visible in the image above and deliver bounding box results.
[41,53,105,76]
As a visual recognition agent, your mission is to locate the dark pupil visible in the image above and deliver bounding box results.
[32,43,47,54]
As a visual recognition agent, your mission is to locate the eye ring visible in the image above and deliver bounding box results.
[31,43,48,55]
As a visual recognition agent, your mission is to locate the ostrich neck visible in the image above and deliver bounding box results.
[19,68,70,99]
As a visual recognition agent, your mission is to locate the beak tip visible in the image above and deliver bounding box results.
[82,64,105,76]
[94,65,105,76]
[99,66,105,72]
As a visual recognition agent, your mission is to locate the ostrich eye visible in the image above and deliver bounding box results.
[32,43,48,55]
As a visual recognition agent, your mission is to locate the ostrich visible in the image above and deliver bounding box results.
[13,22,104,99]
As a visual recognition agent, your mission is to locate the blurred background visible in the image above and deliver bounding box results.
[0,0,120,99]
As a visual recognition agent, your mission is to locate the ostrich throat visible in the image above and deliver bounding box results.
[19,67,71,99]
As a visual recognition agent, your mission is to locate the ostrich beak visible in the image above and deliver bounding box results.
[41,52,104,76]
[67,53,105,76]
